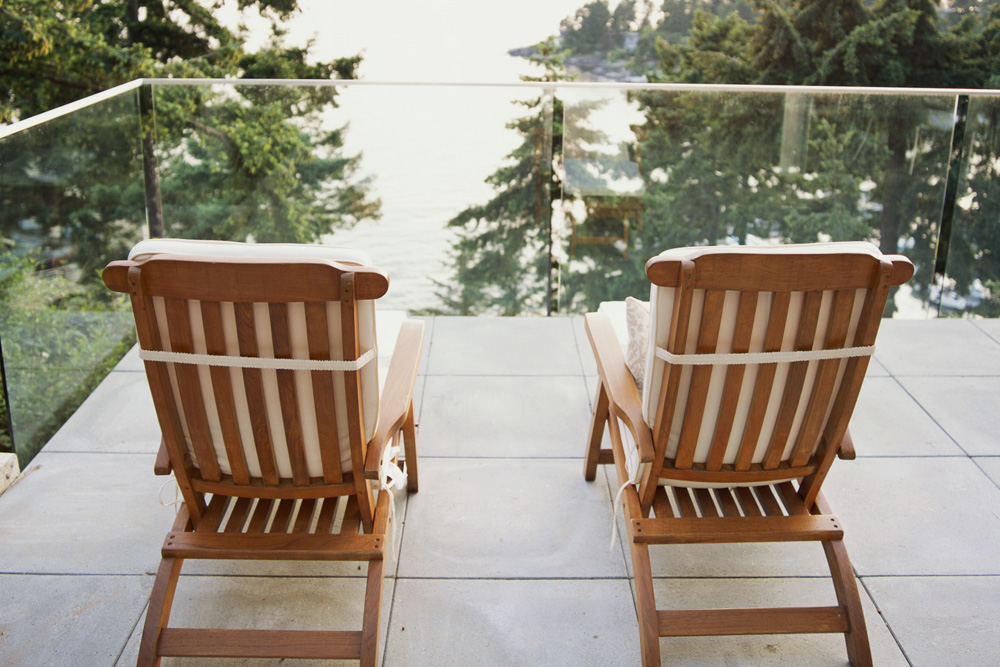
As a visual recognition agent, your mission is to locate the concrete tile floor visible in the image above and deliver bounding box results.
[1,316,999,666]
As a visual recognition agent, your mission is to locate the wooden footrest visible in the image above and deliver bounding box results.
[632,514,843,544]
[658,606,849,637]
[158,628,363,659]
[162,532,384,560]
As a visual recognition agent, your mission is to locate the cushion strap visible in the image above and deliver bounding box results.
[138,347,376,372]
[655,345,875,367]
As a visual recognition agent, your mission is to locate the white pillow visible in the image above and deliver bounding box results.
[625,297,649,390]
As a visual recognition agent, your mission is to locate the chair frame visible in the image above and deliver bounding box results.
[104,254,423,666]
[583,246,913,666]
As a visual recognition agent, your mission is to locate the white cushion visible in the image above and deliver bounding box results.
[129,237,373,266]
[642,243,876,474]
[599,242,882,488]
[133,239,392,480]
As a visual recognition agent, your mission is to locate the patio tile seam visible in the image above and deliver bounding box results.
[857,577,913,667]
[858,573,1000,579]
[421,372,591,378]
[863,372,971,455]
[970,318,1000,345]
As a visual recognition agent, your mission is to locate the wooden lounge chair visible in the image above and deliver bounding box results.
[583,242,913,666]
[103,239,423,666]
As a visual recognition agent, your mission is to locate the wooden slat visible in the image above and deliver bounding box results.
[675,289,726,469]
[790,289,856,467]
[269,302,309,485]
[706,291,758,471]
[189,476,356,500]
[165,297,222,482]
[763,290,823,469]
[652,486,674,519]
[158,628,363,659]
[715,488,742,517]
[293,498,317,533]
[775,482,808,516]
[223,497,253,533]
[754,485,786,517]
[315,496,340,534]
[734,292,790,471]
[630,514,843,544]
[235,302,280,485]
[694,488,719,518]
[196,495,229,533]
[246,499,273,533]
[735,487,763,517]
[200,300,250,484]
[341,494,362,536]
[268,498,296,534]
[161,532,384,561]
[657,606,848,637]
[305,301,344,484]
[674,487,698,518]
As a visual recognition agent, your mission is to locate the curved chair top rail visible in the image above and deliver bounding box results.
[645,244,914,292]
[103,255,390,302]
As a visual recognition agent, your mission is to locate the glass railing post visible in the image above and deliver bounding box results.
[541,86,556,315]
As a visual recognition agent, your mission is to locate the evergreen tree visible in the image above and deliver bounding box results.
[437,39,574,315]
[0,0,379,279]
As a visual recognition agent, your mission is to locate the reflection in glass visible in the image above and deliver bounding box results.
[0,90,144,464]
[560,88,959,317]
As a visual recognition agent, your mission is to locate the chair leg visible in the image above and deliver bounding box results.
[137,555,183,667]
[402,401,419,493]
[823,539,873,667]
[629,538,661,667]
[584,381,610,481]
[360,558,386,667]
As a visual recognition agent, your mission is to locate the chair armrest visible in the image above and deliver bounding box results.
[365,319,425,479]
[585,312,655,463]
[837,428,856,460]
[154,438,173,475]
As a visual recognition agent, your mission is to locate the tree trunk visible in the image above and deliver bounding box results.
[878,118,908,317]
[142,132,164,237]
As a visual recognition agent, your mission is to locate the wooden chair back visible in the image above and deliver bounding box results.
[103,253,390,528]
[637,243,913,508]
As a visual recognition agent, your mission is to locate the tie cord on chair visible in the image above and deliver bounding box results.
[655,345,875,366]
[138,347,376,372]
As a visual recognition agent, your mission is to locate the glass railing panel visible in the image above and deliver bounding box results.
[0,89,144,465]
[149,82,553,314]
[559,87,959,317]
[937,93,1000,317]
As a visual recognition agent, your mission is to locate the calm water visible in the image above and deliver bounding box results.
[222,2,933,318]
[224,1,590,311]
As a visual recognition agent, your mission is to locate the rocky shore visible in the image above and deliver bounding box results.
[508,46,648,83]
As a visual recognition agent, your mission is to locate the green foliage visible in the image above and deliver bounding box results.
[586,0,1000,317]
[437,39,574,315]
[0,246,134,465]
[1,0,378,252]
[561,0,648,55]
[0,0,379,464]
